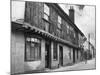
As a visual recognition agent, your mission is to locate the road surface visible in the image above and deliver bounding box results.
[45,58,96,72]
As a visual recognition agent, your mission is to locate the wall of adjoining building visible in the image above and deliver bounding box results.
[11,30,46,74]
[11,30,25,74]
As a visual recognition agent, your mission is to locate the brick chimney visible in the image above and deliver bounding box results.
[69,6,75,23]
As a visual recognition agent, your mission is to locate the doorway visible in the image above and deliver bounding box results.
[45,41,51,68]
[59,46,63,66]
[73,49,75,63]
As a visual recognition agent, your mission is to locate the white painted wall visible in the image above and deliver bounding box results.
[11,30,45,74]
[11,1,25,21]
[11,31,25,74]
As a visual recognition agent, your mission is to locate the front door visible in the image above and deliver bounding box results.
[45,42,51,68]
[59,46,63,66]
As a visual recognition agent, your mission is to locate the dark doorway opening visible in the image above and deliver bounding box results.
[59,46,63,66]
[73,49,75,63]
[45,41,51,68]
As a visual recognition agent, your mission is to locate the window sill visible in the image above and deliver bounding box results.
[25,59,41,62]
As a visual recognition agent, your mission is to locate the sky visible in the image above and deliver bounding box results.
[59,4,96,47]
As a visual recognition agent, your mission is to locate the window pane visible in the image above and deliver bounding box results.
[58,16,61,24]
[44,13,49,20]
[44,4,49,15]
[58,23,61,29]
[74,32,76,38]
[44,21,49,32]
[26,37,31,42]
[26,42,31,60]
[30,45,35,60]
[66,25,69,34]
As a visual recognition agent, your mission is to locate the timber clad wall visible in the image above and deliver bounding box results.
[49,5,58,35]
[25,2,45,30]
[24,2,78,45]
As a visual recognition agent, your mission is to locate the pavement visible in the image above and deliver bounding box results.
[15,58,96,75]
[45,58,96,72]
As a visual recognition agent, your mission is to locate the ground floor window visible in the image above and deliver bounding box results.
[53,42,58,60]
[25,36,41,61]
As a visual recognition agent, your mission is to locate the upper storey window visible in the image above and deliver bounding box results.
[43,4,50,32]
[66,22,70,34]
[57,16,61,29]
[44,4,50,21]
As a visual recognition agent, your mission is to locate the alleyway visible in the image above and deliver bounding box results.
[45,58,96,72]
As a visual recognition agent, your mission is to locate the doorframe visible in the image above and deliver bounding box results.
[73,49,76,63]
[45,41,51,68]
[59,45,63,66]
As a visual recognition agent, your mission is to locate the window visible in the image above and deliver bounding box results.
[66,24,70,34]
[44,20,49,32]
[43,4,50,32]
[25,36,41,61]
[57,16,62,37]
[44,4,50,21]
[73,32,76,38]
[53,42,58,60]
[58,16,61,29]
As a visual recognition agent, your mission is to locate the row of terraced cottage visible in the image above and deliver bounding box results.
[11,1,87,74]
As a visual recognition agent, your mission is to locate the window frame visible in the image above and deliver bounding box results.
[57,15,62,29]
[57,15,62,37]
[43,4,50,32]
[25,35,41,62]
[43,4,50,21]
[66,23,70,34]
